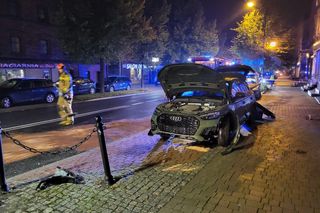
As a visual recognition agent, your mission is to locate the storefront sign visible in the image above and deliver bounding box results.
[123,63,147,70]
[0,63,55,69]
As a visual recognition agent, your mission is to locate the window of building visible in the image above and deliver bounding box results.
[38,7,49,22]
[11,37,21,53]
[40,40,48,55]
[8,0,19,16]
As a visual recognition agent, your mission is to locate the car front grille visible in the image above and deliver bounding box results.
[157,114,200,135]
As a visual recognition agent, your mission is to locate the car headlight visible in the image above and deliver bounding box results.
[200,112,221,120]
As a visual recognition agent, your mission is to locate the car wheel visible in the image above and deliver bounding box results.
[1,97,12,108]
[126,85,131,90]
[217,118,230,147]
[45,93,55,103]
[109,86,115,92]
[89,87,96,94]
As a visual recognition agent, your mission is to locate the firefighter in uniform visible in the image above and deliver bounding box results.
[56,63,74,126]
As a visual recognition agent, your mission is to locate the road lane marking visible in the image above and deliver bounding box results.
[131,102,144,106]
[2,98,164,131]
[84,90,163,103]
[3,105,131,131]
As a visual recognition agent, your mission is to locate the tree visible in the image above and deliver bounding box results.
[231,9,292,71]
[56,0,152,92]
[231,10,264,60]
[165,0,219,63]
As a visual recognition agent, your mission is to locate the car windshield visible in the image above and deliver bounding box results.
[176,89,225,101]
[0,79,20,88]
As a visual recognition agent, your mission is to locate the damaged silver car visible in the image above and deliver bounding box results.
[148,63,258,146]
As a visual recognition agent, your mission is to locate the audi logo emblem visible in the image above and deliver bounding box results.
[170,116,182,122]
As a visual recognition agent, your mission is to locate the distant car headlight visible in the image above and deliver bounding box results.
[200,112,221,120]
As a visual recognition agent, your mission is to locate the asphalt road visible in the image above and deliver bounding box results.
[0,90,166,133]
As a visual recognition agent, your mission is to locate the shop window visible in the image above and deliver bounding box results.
[8,0,19,17]
[40,40,49,55]
[11,37,21,53]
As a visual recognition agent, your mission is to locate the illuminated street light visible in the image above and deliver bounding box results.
[269,41,277,48]
[246,1,255,8]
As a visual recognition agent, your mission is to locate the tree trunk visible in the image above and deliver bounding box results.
[99,57,105,93]
[140,62,144,88]
[119,59,122,76]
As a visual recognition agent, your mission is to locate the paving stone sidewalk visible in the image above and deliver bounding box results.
[1,83,320,213]
[160,86,320,213]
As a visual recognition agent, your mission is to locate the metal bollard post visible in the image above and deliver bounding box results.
[95,116,114,185]
[0,127,9,192]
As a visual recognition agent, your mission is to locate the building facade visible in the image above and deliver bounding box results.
[311,0,320,82]
[0,0,67,83]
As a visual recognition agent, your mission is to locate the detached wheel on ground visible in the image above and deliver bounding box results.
[217,118,231,147]
[1,97,12,108]
[45,93,55,103]
[109,86,115,92]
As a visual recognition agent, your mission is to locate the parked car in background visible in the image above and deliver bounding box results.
[97,76,132,92]
[0,78,58,108]
[148,64,257,147]
[72,77,96,95]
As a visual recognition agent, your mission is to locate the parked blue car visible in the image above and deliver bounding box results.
[97,76,132,92]
[73,77,96,95]
[0,78,58,108]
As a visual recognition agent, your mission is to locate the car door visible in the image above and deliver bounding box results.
[230,81,246,123]
[238,82,255,121]
[13,80,34,103]
[83,79,91,93]
[33,80,47,101]
[114,77,121,90]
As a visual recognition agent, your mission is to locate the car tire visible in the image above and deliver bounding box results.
[89,87,96,94]
[1,97,12,108]
[217,118,230,147]
[45,93,55,103]
[126,85,131,90]
[109,86,115,92]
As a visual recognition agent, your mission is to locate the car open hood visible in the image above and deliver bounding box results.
[158,64,225,99]
[214,64,256,75]
[214,65,258,81]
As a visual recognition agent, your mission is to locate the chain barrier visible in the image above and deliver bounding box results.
[2,127,101,155]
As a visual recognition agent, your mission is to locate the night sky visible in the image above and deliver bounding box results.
[203,0,313,34]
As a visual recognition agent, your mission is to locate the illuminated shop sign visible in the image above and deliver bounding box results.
[0,63,55,69]
[123,63,147,70]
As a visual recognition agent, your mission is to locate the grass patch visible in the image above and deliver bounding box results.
[74,89,148,101]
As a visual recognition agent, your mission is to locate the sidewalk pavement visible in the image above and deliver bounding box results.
[2,79,320,212]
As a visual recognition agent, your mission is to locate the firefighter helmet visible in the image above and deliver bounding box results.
[56,63,65,69]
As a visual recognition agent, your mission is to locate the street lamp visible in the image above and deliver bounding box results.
[246,1,255,8]
[269,41,277,48]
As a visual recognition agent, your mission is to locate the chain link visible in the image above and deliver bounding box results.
[2,127,99,155]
